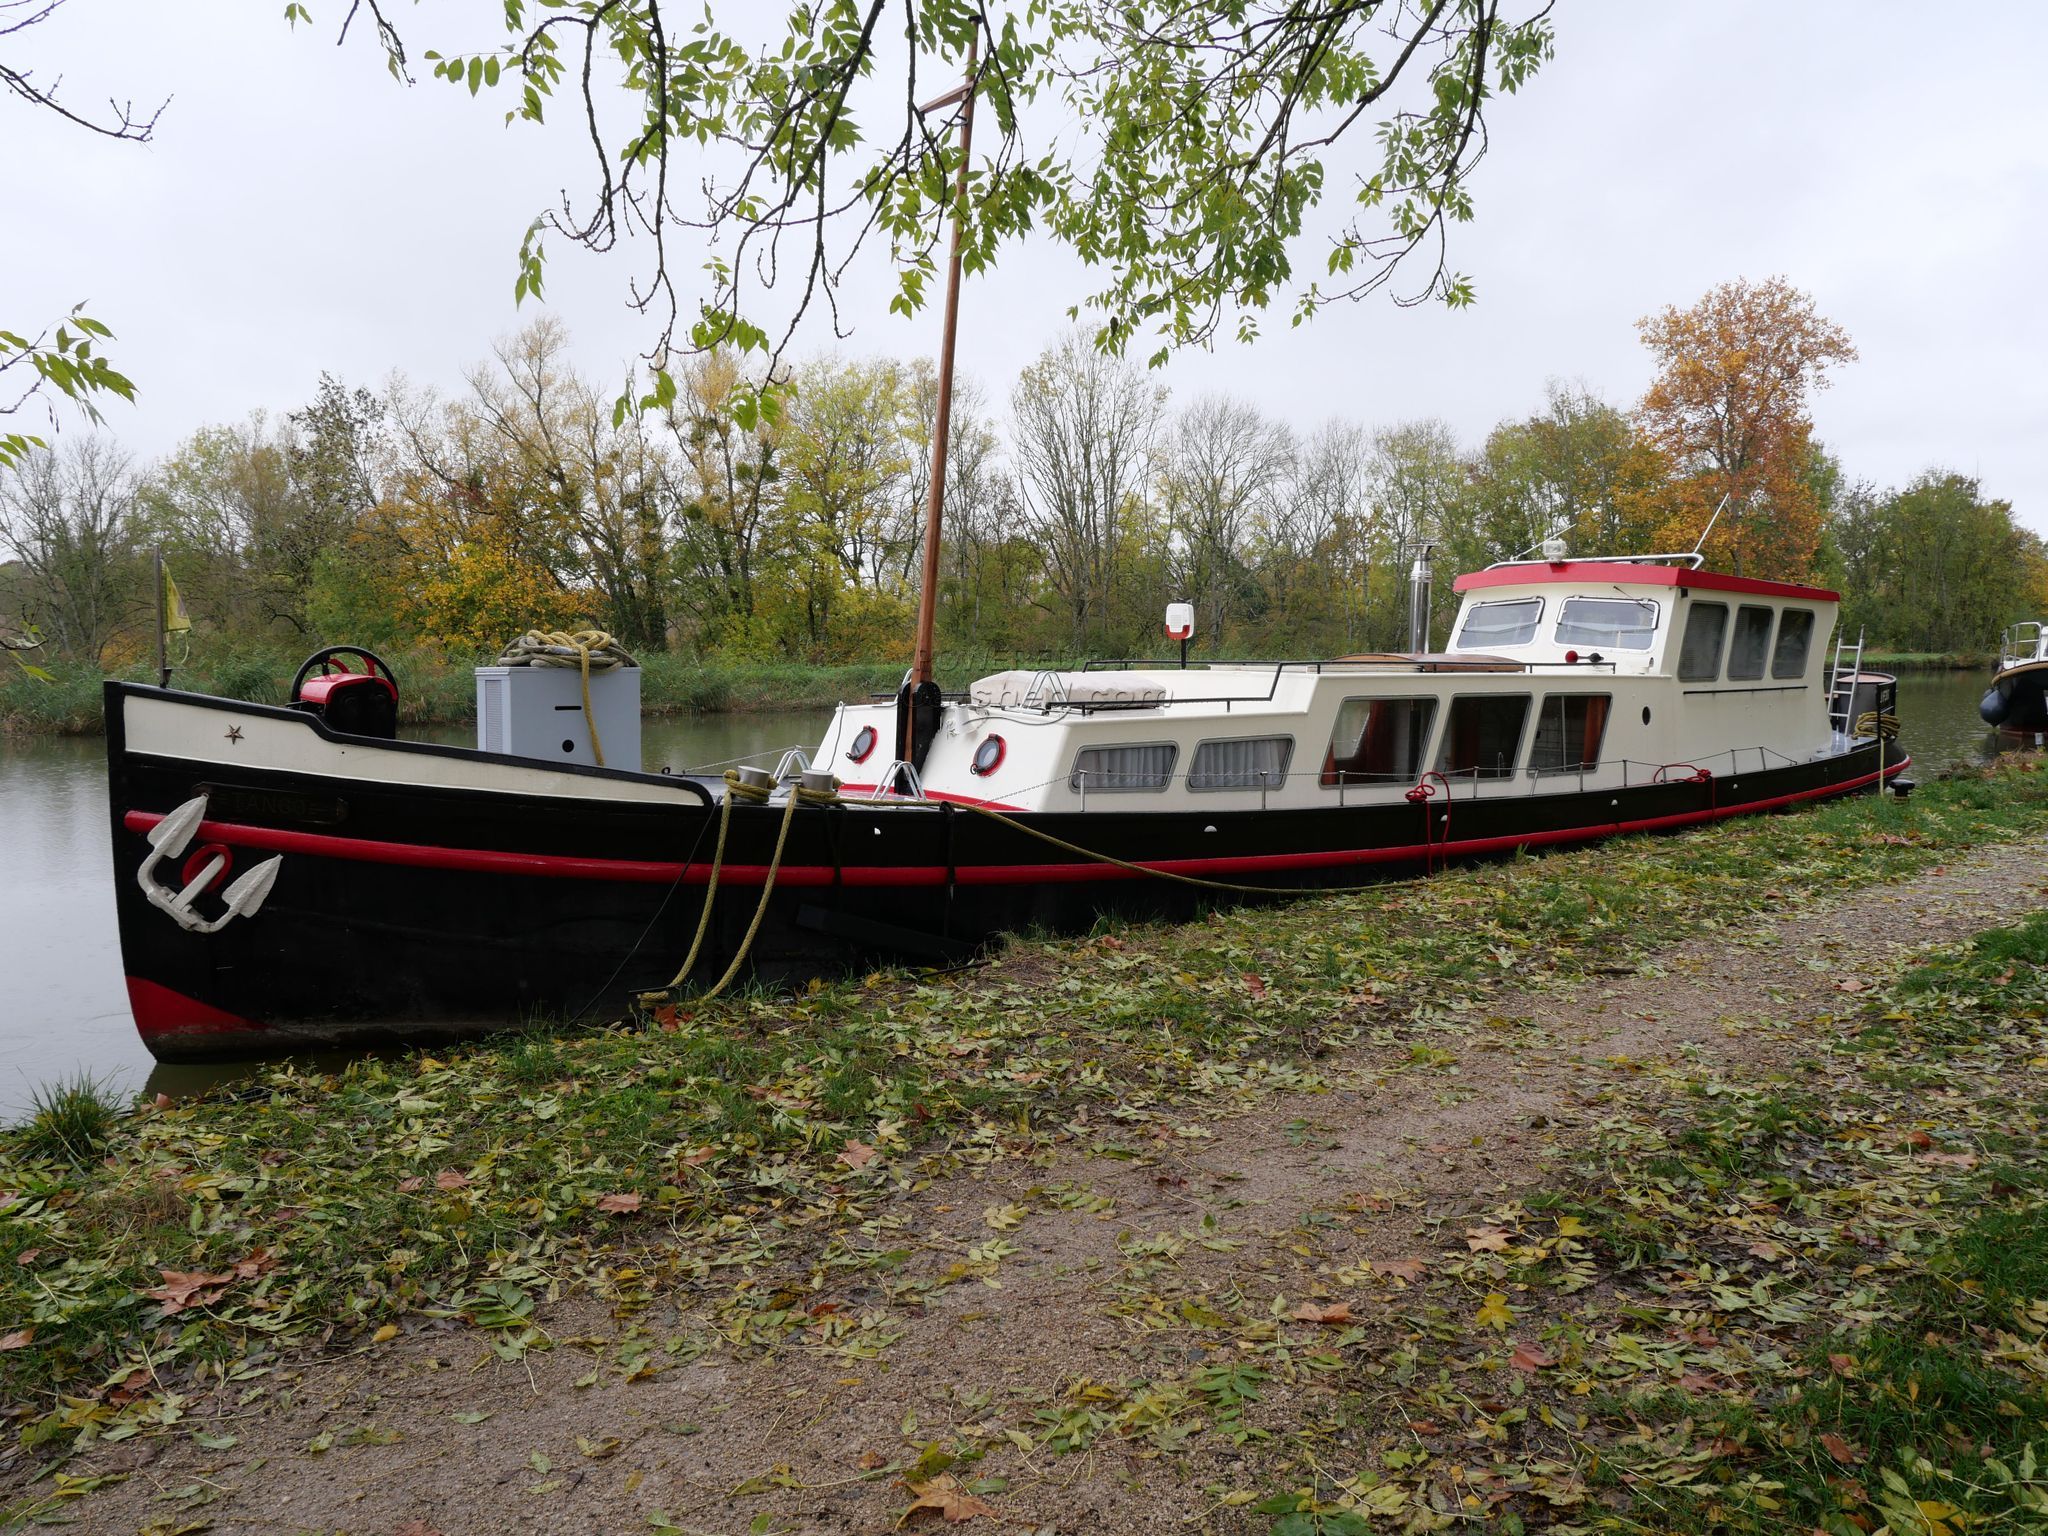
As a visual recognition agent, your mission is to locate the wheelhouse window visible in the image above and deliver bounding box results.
[1322,698,1437,787]
[1554,597,1659,651]
[1728,606,1775,681]
[1454,598,1543,649]
[1677,602,1728,681]
[1772,609,1816,679]
[1188,736,1294,792]
[1070,743,1176,792]
[1529,694,1610,774]
[1437,695,1531,781]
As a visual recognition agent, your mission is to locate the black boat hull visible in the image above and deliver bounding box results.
[107,684,1908,1061]
[1982,661,2048,733]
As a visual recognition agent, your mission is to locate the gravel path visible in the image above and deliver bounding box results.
[47,834,2048,1536]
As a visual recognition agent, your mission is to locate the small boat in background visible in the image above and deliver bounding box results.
[1981,621,2048,732]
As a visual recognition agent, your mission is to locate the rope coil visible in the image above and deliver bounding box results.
[497,629,636,767]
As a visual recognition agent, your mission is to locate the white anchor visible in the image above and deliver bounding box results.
[137,795,283,934]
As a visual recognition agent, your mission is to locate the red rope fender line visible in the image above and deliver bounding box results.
[1404,770,1453,875]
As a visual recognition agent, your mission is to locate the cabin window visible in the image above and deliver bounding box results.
[1529,694,1611,774]
[1772,609,1816,679]
[1677,602,1728,681]
[1188,736,1294,792]
[1437,695,1531,781]
[1069,743,1176,792]
[1728,605,1775,681]
[1454,598,1543,649]
[1555,597,1659,651]
[1322,698,1437,786]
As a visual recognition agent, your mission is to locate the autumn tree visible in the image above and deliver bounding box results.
[662,351,785,652]
[0,436,145,663]
[1635,277,1856,580]
[1362,420,1470,648]
[1456,380,1668,564]
[1832,472,2044,654]
[1010,336,1165,651]
[1157,397,1294,647]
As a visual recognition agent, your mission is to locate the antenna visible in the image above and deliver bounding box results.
[1691,492,1734,557]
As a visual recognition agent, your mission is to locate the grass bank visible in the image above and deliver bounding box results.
[1865,650,1993,671]
[1,758,2044,1473]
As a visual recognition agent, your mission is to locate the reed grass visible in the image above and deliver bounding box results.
[17,1072,119,1166]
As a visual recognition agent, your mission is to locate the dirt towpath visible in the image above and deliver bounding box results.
[46,836,2048,1536]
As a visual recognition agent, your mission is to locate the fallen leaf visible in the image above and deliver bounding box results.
[1509,1339,1555,1371]
[839,1141,876,1170]
[372,1324,399,1344]
[1553,1215,1591,1238]
[230,1247,279,1280]
[1819,1431,1865,1464]
[145,1269,235,1315]
[396,1176,424,1193]
[1904,1130,1934,1150]
[901,1473,997,1523]
[0,1328,33,1350]
[677,1146,717,1167]
[1918,1150,1979,1168]
[1244,973,1268,999]
[1291,1301,1353,1325]
[1466,1227,1512,1252]
[858,1449,887,1470]
[1376,1257,1428,1284]
[595,1192,643,1213]
[13,1250,37,1267]
[434,1170,470,1191]
[1835,978,1866,993]
[1474,1292,1516,1331]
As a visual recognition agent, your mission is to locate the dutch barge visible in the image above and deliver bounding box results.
[107,553,1907,1061]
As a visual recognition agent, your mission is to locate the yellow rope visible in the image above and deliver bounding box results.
[497,628,635,768]
[949,798,1433,897]
[1854,710,1901,741]
[639,769,833,1009]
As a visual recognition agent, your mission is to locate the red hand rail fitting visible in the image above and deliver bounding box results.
[1405,770,1453,874]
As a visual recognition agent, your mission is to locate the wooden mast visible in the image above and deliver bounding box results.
[899,42,977,766]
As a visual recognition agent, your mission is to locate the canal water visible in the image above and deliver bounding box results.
[0,672,2023,1120]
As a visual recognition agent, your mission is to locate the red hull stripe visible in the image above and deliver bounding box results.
[126,976,264,1039]
[120,758,1903,891]
[1451,561,1840,603]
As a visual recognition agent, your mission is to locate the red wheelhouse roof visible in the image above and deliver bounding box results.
[1450,561,1839,603]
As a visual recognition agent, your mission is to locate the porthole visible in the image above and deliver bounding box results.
[847,724,878,764]
[1641,706,1652,726]
[971,734,1006,776]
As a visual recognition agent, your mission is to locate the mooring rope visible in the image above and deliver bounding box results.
[496,629,636,767]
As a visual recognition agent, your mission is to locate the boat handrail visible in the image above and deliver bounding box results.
[2000,620,2046,669]
[1479,550,1708,572]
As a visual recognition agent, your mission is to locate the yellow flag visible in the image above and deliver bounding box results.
[163,565,191,635]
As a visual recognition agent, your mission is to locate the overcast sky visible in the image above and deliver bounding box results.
[10,2,2046,536]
